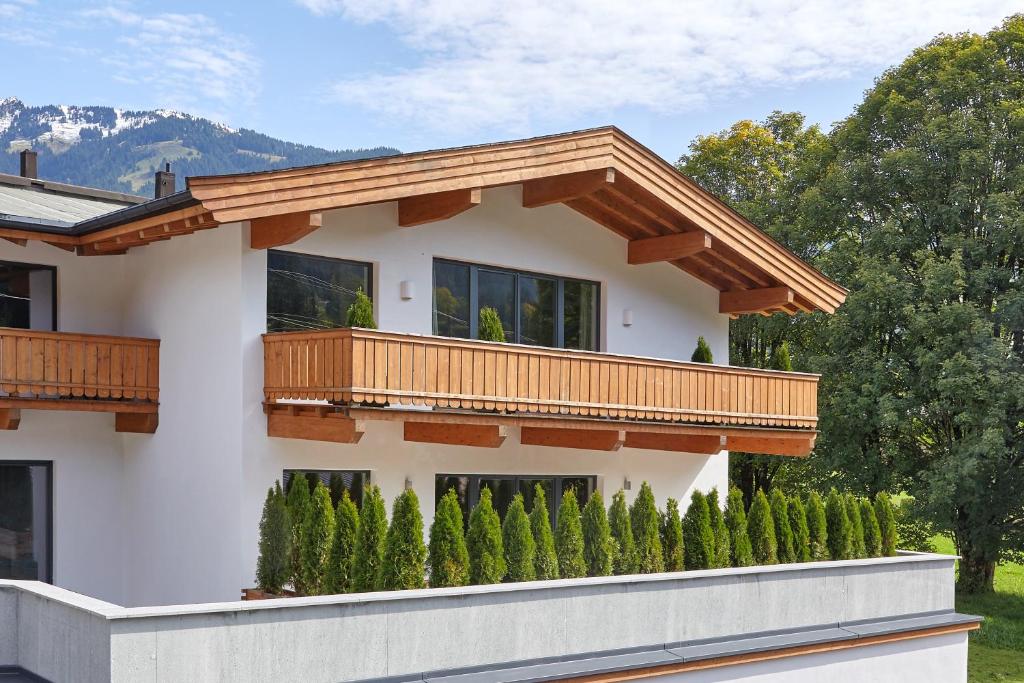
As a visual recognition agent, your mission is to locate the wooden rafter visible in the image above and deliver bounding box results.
[521,426,625,451]
[404,421,508,448]
[521,168,616,208]
[398,188,481,227]
[624,433,724,454]
[267,408,364,444]
[720,287,795,315]
[250,211,322,249]
[628,231,712,265]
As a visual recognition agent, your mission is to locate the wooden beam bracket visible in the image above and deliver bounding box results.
[521,426,625,451]
[267,411,364,444]
[404,421,506,448]
[522,168,616,208]
[250,211,322,250]
[0,408,21,430]
[726,433,815,457]
[398,188,481,227]
[628,230,712,265]
[624,432,725,454]
[719,287,795,315]
[115,412,159,434]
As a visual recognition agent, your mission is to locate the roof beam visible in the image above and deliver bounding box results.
[522,168,616,208]
[719,287,794,315]
[2,237,27,247]
[267,412,364,444]
[628,231,712,265]
[726,433,815,457]
[624,432,724,454]
[520,426,625,451]
[250,211,322,249]
[404,421,507,448]
[398,187,481,227]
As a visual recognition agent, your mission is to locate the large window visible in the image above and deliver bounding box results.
[0,261,56,330]
[435,474,596,529]
[283,469,370,508]
[267,251,372,332]
[0,462,51,582]
[432,260,599,350]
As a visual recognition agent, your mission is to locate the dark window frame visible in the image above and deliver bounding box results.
[0,260,57,331]
[266,250,373,332]
[0,460,53,583]
[282,468,371,508]
[432,258,601,350]
[435,473,596,527]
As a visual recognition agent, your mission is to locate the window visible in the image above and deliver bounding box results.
[0,462,51,582]
[283,469,370,508]
[0,261,56,330]
[432,260,600,350]
[435,474,595,528]
[267,251,372,332]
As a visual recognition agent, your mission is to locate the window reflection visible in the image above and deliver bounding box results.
[478,270,516,341]
[267,251,371,332]
[519,276,556,346]
[433,261,471,338]
[0,463,50,582]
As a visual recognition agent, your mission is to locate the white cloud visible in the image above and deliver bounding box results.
[302,0,1020,131]
[81,6,261,118]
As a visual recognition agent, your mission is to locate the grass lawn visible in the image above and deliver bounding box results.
[930,535,1024,682]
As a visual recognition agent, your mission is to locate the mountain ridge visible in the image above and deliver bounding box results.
[0,98,398,196]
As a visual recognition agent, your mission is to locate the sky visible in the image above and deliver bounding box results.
[1,1,1020,162]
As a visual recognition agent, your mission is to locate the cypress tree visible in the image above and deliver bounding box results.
[608,490,637,575]
[324,489,359,594]
[874,492,898,557]
[706,488,731,569]
[825,489,852,561]
[845,493,867,559]
[629,482,664,573]
[529,484,559,580]
[428,489,470,587]
[787,496,811,562]
[345,288,376,328]
[682,491,715,570]
[352,485,388,592]
[285,472,312,592]
[581,491,613,577]
[691,336,713,363]
[770,489,796,564]
[502,493,536,582]
[256,482,291,594]
[380,489,427,590]
[660,498,685,571]
[555,488,586,579]
[805,491,829,561]
[467,487,506,584]
[478,307,506,342]
[724,486,753,567]
[769,342,792,372]
[861,499,883,558]
[747,490,778,565]
[301,482,336,595]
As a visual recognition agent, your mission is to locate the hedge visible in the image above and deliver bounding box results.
[468,487,506,584]
[706,488,730,569]
[256,482,291,594]
[529,484,559,580]
[555,488,587,579]
[630,482,664,573]
[380,488,427,590]
[428,488,470,587]
[608,489,637,575]
[582,491,613,577]
[682,491,714,570]
[660,497,685,572]
[503,493,536,582]
[724,486,753,567]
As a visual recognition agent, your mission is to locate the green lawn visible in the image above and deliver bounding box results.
[930,536,1024,682]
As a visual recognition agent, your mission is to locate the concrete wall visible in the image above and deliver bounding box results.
[0,555,965,683]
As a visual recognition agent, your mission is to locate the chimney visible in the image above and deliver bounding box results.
[154,163,176,199]
[19,149,37,179]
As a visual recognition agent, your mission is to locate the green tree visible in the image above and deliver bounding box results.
[256,482,291,594]
[608,490,637,575]
[478,307,506,342]
[747,490,777,565]
[706,488,731,569]
[805,491,829,561]
[301,482,336,595]
[380,489,427,590]
[351,485,388,592]
[682,491,714,570]
[690,336,713,363]
[429,489,470,587]
[845,493,866,559]
[502,494,536,582]
[724,486,753,567]
[285,473,312,592]
[825,489,851,561]
[467,487,506,584]
[659,498,685,572]
[582,491,613,577]
[555,488,586,579]
[861,498,883,558]
[324,490,359,594]
[345,288,376,328]
[529,484,559,580]
[629,482,664,573]
[770,489,796,564]
[874,493,898,557]
[787,496,811,563]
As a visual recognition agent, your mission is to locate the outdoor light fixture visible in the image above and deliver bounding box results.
[622,308,634,327]
[404,476,413,490]
[623,477,632,491]
[400,280,415,300]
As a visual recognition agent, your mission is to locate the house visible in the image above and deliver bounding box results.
[0,134,976,683]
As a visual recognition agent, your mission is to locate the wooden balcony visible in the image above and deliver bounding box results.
[263,329,817,456]
[0,328,159,433]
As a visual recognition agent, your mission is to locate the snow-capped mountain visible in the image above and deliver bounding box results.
[0,98,397,196]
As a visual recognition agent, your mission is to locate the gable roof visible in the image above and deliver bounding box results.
[0,171,143,228]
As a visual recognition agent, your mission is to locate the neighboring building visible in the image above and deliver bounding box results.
[0,133,977,683]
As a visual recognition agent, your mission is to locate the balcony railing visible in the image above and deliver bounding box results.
[263,328,817,430]
[0,328,159,432]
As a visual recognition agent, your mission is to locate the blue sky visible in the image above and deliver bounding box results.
[2,1,1019,162]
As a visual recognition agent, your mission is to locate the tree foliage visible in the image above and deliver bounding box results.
[478,307,507,342]
[861,498,883,558]
[324,490,359,594]
[582,491,613,577]
[747,490,778,565]
[608,490,637,575]
[682,491,715,570]
[503,493,536,582]
[660,497,685,572]
[874,493,898,557]
[629,482,665,573]
[805,492,829,561]
[380,489,427,590]
[706,488,731,569]
[256,482,291,594]
[529,484,559,580]
[825,489,851,561]
[429,489,470,587]
[345,288,376,328]
[468,487,506,584]
[691,336,714,363]
[555,488,587,579]
[352,485,388,592]
[301,482,336,595]
[845,493,867,560]
[788,496,811,563]
[770,489,796,564]
[285,473,312,593]
[724,486,753,567]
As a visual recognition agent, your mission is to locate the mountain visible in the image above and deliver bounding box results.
[0,98,399,196]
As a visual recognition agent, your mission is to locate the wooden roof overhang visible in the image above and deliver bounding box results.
[0,127,846,315]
